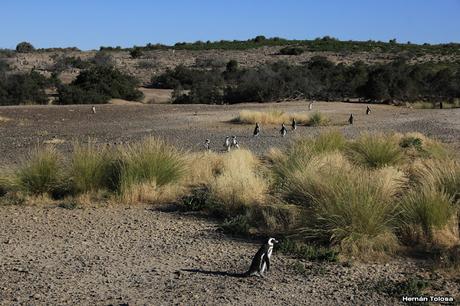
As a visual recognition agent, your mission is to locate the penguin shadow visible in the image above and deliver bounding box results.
[181,268,246,278]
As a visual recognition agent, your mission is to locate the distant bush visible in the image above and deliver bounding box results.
[279,46,304,55]
[57,65,143,104]
[15,41,35,53]
[130,47,143,59]
[152,57,460,104]
[0,71,49,105]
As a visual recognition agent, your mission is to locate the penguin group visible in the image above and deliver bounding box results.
[222,135,240,152]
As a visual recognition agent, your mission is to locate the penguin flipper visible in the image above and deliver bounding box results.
[264,253,270,271]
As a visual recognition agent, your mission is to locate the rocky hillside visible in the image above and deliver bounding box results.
[3,45,460,86]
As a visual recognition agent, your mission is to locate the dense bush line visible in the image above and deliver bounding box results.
[0,132,459,264]
[152,57,460,104]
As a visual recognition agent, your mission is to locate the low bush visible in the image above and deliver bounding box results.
[279,46,304,55]
[57,65,143,104]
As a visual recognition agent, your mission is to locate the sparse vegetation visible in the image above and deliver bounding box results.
[1,131,459,264]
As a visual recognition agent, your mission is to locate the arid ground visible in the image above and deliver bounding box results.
[1,101,460,305]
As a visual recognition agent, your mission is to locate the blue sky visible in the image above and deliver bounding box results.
[0,0,459,50]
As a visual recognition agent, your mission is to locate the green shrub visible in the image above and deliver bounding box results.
[15,42,35,53]
[278,239,338,261]
[220,215,250,236]
[399,136,423,150]
[57,65,143,104]
[348,134,403,168]
[0,71,49,105]
[130,47,143,59]
[279,46,304,55]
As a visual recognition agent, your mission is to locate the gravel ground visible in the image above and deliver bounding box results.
[2,205,458,306]
[1,102,459,305]
[0,101,459,164]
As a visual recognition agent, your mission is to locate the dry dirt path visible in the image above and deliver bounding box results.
[1,205,451,306]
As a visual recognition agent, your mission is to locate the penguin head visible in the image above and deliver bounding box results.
[267,238,279,245]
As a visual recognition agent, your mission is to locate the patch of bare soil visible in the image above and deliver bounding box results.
[2,205,457,305]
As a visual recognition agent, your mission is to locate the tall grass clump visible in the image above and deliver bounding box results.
[208,149,267,216]
[306,112,330,126]
[68,142,111,194]
[272,130,346,180]
[399,187,454,243]
[16,146,63,195]
[348,134,403,168]
[108,138,185,202]
[302,164,405,256]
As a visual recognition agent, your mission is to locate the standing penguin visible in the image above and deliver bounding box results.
[308,101,313,111]
[204,139,210,151]
[91,106,96,114]
[245,238,279,277]
[224,136,231,152]
[280,123,287,137]
[253,123,260,137]
[231,136,240,149]
[348,113,354,125]
[366,106,371,115]
[291,118,297,131]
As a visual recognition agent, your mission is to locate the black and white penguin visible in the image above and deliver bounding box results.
[92,106,96,114]
[245,238,279,277]
[253,123,260,137]
[308,101,313,111]
[231,136,239,149]
[291,118,297,131]
[280,123,287,137]
[224,136,231,152]
[348,113,354,125]
[204,139,210,151]
[366,106,371,115]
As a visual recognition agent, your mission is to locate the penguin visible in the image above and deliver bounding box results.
[440,102,443,109]
[253,123,260,137]
[91,106,96,114]
[308,101,313,111]
[231,136,239,149]
[245,238,279,277]
[348,113,354,125]
[280,123,287,137]
[224,136,231,152]
[204,139,210,151]
[366,106,371,115]
[291,118,297,131]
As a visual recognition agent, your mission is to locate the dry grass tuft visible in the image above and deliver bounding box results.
[233,109,310,125]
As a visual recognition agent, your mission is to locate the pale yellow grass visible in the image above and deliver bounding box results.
[235,109,310,125]
[209,150,268,210]
[0,116,11,123]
